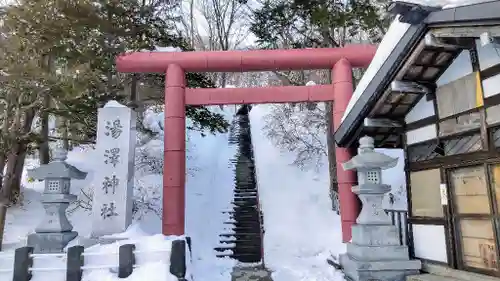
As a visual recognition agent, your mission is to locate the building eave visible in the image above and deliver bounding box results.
[334,0,500,148]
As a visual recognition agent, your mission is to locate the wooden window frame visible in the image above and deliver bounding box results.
[446,163,500,276]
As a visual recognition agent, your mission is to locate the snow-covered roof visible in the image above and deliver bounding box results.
[335,0,500,147]
[341,18,411,123]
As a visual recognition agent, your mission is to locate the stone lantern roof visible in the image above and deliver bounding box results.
[342,136,398,171]
[28,148,87,180]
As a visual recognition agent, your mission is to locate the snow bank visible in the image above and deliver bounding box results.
[250,104,345,281]
[0,232,181,281]
[185,106,237,281]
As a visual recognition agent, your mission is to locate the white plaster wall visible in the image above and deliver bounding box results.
[405,96,435,124]
[476,39,500,70]
[437,51,473,87]
[483,73,500,98]
[406,124,437,145]
[412,224,448,263]
[380,149,408,211]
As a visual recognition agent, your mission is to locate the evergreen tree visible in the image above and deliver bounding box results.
[0,0,229,202]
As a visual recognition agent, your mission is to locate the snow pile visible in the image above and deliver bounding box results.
[185,107,237,281]
[81,234,181,281]
[0,231,181,281]
[250,104,345,281]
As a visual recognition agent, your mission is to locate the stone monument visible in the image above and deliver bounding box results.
[339,136,421,281]
[90,100,136,237]
[27,148,87,253]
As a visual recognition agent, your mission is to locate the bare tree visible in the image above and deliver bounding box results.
[178,0,252,87]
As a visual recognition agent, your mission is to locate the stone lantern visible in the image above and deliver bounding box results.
[339,136,420,281]
[27,148,87,253]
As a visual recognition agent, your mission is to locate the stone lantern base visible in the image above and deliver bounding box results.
[28,231,78,253]
[339,224,421,281]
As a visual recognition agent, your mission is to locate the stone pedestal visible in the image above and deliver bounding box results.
[28,232,78,253]
[340,136,421,281]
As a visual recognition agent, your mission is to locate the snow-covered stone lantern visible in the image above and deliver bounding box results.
[339,136,420,281]
[27,148,87,253]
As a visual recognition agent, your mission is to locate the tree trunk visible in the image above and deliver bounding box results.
[2,109,36,203]
[325,101,338,193]
[0,202,6,251]
[62,118,70,151]
[39,102,50,165]
[39,54,53,165]
[0,154,6,193]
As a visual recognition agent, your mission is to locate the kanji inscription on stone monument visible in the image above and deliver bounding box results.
[101,202,119,219]
[91,100,136,237]
[102,175,119,194]
[104,148,120,167]
[105,119,123,139]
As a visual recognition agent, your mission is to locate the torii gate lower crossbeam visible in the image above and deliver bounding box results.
[116,45,377,242]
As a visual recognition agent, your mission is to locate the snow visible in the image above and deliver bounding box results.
[104,100,127,108]
[2,103,407,281]
[342,17,411,122]
[250,105,345,281]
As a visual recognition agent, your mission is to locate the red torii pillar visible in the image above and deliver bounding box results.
[116,45,376,242]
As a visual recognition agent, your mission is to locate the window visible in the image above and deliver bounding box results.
[450,165,500,272]
[436,72,480,119]
[441,133,483,156]
[439,112,481,137]
[410,169,444,218]
[408,141,443,163]
[459,219,497,270]
[451,166,490,215]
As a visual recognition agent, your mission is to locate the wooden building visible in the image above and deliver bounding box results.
[334,1,500,279]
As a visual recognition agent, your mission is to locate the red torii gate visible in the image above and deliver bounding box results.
[116,45,376,242]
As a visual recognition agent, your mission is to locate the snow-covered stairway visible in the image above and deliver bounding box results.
[215,105,264,263]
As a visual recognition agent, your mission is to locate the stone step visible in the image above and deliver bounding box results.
[223,222,262,226]
[219,239,261,244]
[407,274,464,281]
[233,196,258,200]
[234,191,257,194]
[220,233,262,237]
[216,253,261,262]
[214,246,260,252]
[234,189,257,193]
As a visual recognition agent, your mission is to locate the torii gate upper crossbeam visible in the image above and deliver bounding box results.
[116,45,376,73]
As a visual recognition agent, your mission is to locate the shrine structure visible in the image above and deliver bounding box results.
[116,45,376,242]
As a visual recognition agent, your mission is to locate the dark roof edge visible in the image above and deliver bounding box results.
[334,23,427,147]
[425,1,500,25]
